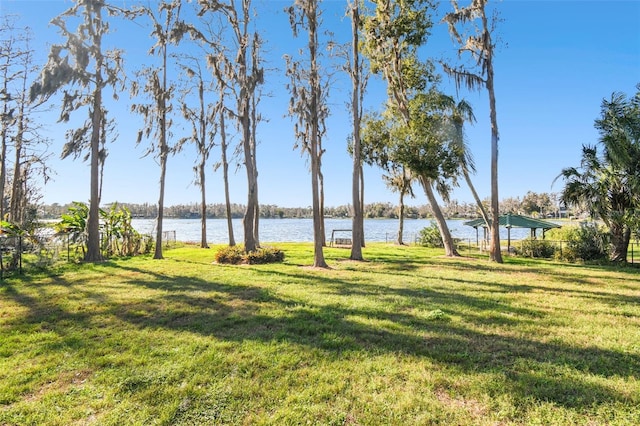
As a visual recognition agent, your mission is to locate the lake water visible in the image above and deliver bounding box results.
[131,218,541,244]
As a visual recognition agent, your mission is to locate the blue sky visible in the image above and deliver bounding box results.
[3,0,639,208]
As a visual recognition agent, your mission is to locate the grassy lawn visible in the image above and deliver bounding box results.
[1,243,639,425]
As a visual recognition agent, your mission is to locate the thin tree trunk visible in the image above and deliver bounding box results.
[219,93,235,247]
[349,0,363,260]
[359,163,365,248]
[154,39,169,260]
[199,161,208,248]
[422,177,459,256]
[484,8,503,263]
[198,77,208,249]
[221,140,235,247]
[9,115,23,223]
[396,190,405,245]
[319,161,326,246]
[154,147,167,259]
[0,72,8,223]
[251,88,260,248]
[463,168,491,229]
[309,0,327,268]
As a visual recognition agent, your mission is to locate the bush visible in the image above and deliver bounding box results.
[417,222,443,248]
[214,245,285,265]
[547,223,609,262]
[214,245,245,264]
[245,247,285,264]
[519,238,556,258]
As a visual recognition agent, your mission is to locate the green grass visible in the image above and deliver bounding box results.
[1,243,639,425]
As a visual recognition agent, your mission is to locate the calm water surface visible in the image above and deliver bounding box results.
[132,218,539,244]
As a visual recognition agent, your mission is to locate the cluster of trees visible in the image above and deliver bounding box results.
[4,0,637,266]
[12,0,506,265]
[0,17,51,239]
[39,191,570,221]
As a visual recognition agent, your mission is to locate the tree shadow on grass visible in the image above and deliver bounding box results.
[3,260,638,413]
[105,262,640,410]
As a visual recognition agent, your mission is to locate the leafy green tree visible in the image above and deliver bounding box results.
[521,191,553,217]
[557,86,640,262]
[362,0,462,256]
[30,0,126,262]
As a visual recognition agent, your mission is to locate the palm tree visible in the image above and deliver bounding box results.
[557,87,640,262]
[447,99,491,227]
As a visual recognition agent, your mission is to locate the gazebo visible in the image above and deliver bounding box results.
[463,213,561,249]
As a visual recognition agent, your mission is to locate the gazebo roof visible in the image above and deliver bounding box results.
[463,213,561,230]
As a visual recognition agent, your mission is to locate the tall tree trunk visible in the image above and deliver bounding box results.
[396,190,405,245]
[86,54,103,262]
[198,78,208,249]
[9,112,23,223]
[10,50,30,225]
[311,149,327,267]
[221,133,235,246]
[309,0,327,268]
[219,91,235,247]
[360,163,365,247]
[154,146,167,259]
[484,9,503,263]
[242,124,257,252]
[349,0,363,260]
[421,177,459,256]
[240,55,257,252]
[319,160,326,246]
[0,72,8,223]
[251,88,260,248]
[154,41,169,260]
[199,160,208,248]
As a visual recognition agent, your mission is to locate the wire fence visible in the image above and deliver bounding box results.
[452,238,640,264]
[0,230,177,278]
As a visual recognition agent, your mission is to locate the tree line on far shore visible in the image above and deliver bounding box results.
[38,190,571,221]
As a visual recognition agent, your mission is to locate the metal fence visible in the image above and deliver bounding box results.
[0,229,177,278]
[453,238,640,263]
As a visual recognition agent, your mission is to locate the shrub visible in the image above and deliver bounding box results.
[519,238,556,258]
[547,223,609,262]
[417,222,443,248]
[214,245,245,264]
[214,246,285,265]
[245,247,285,264]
